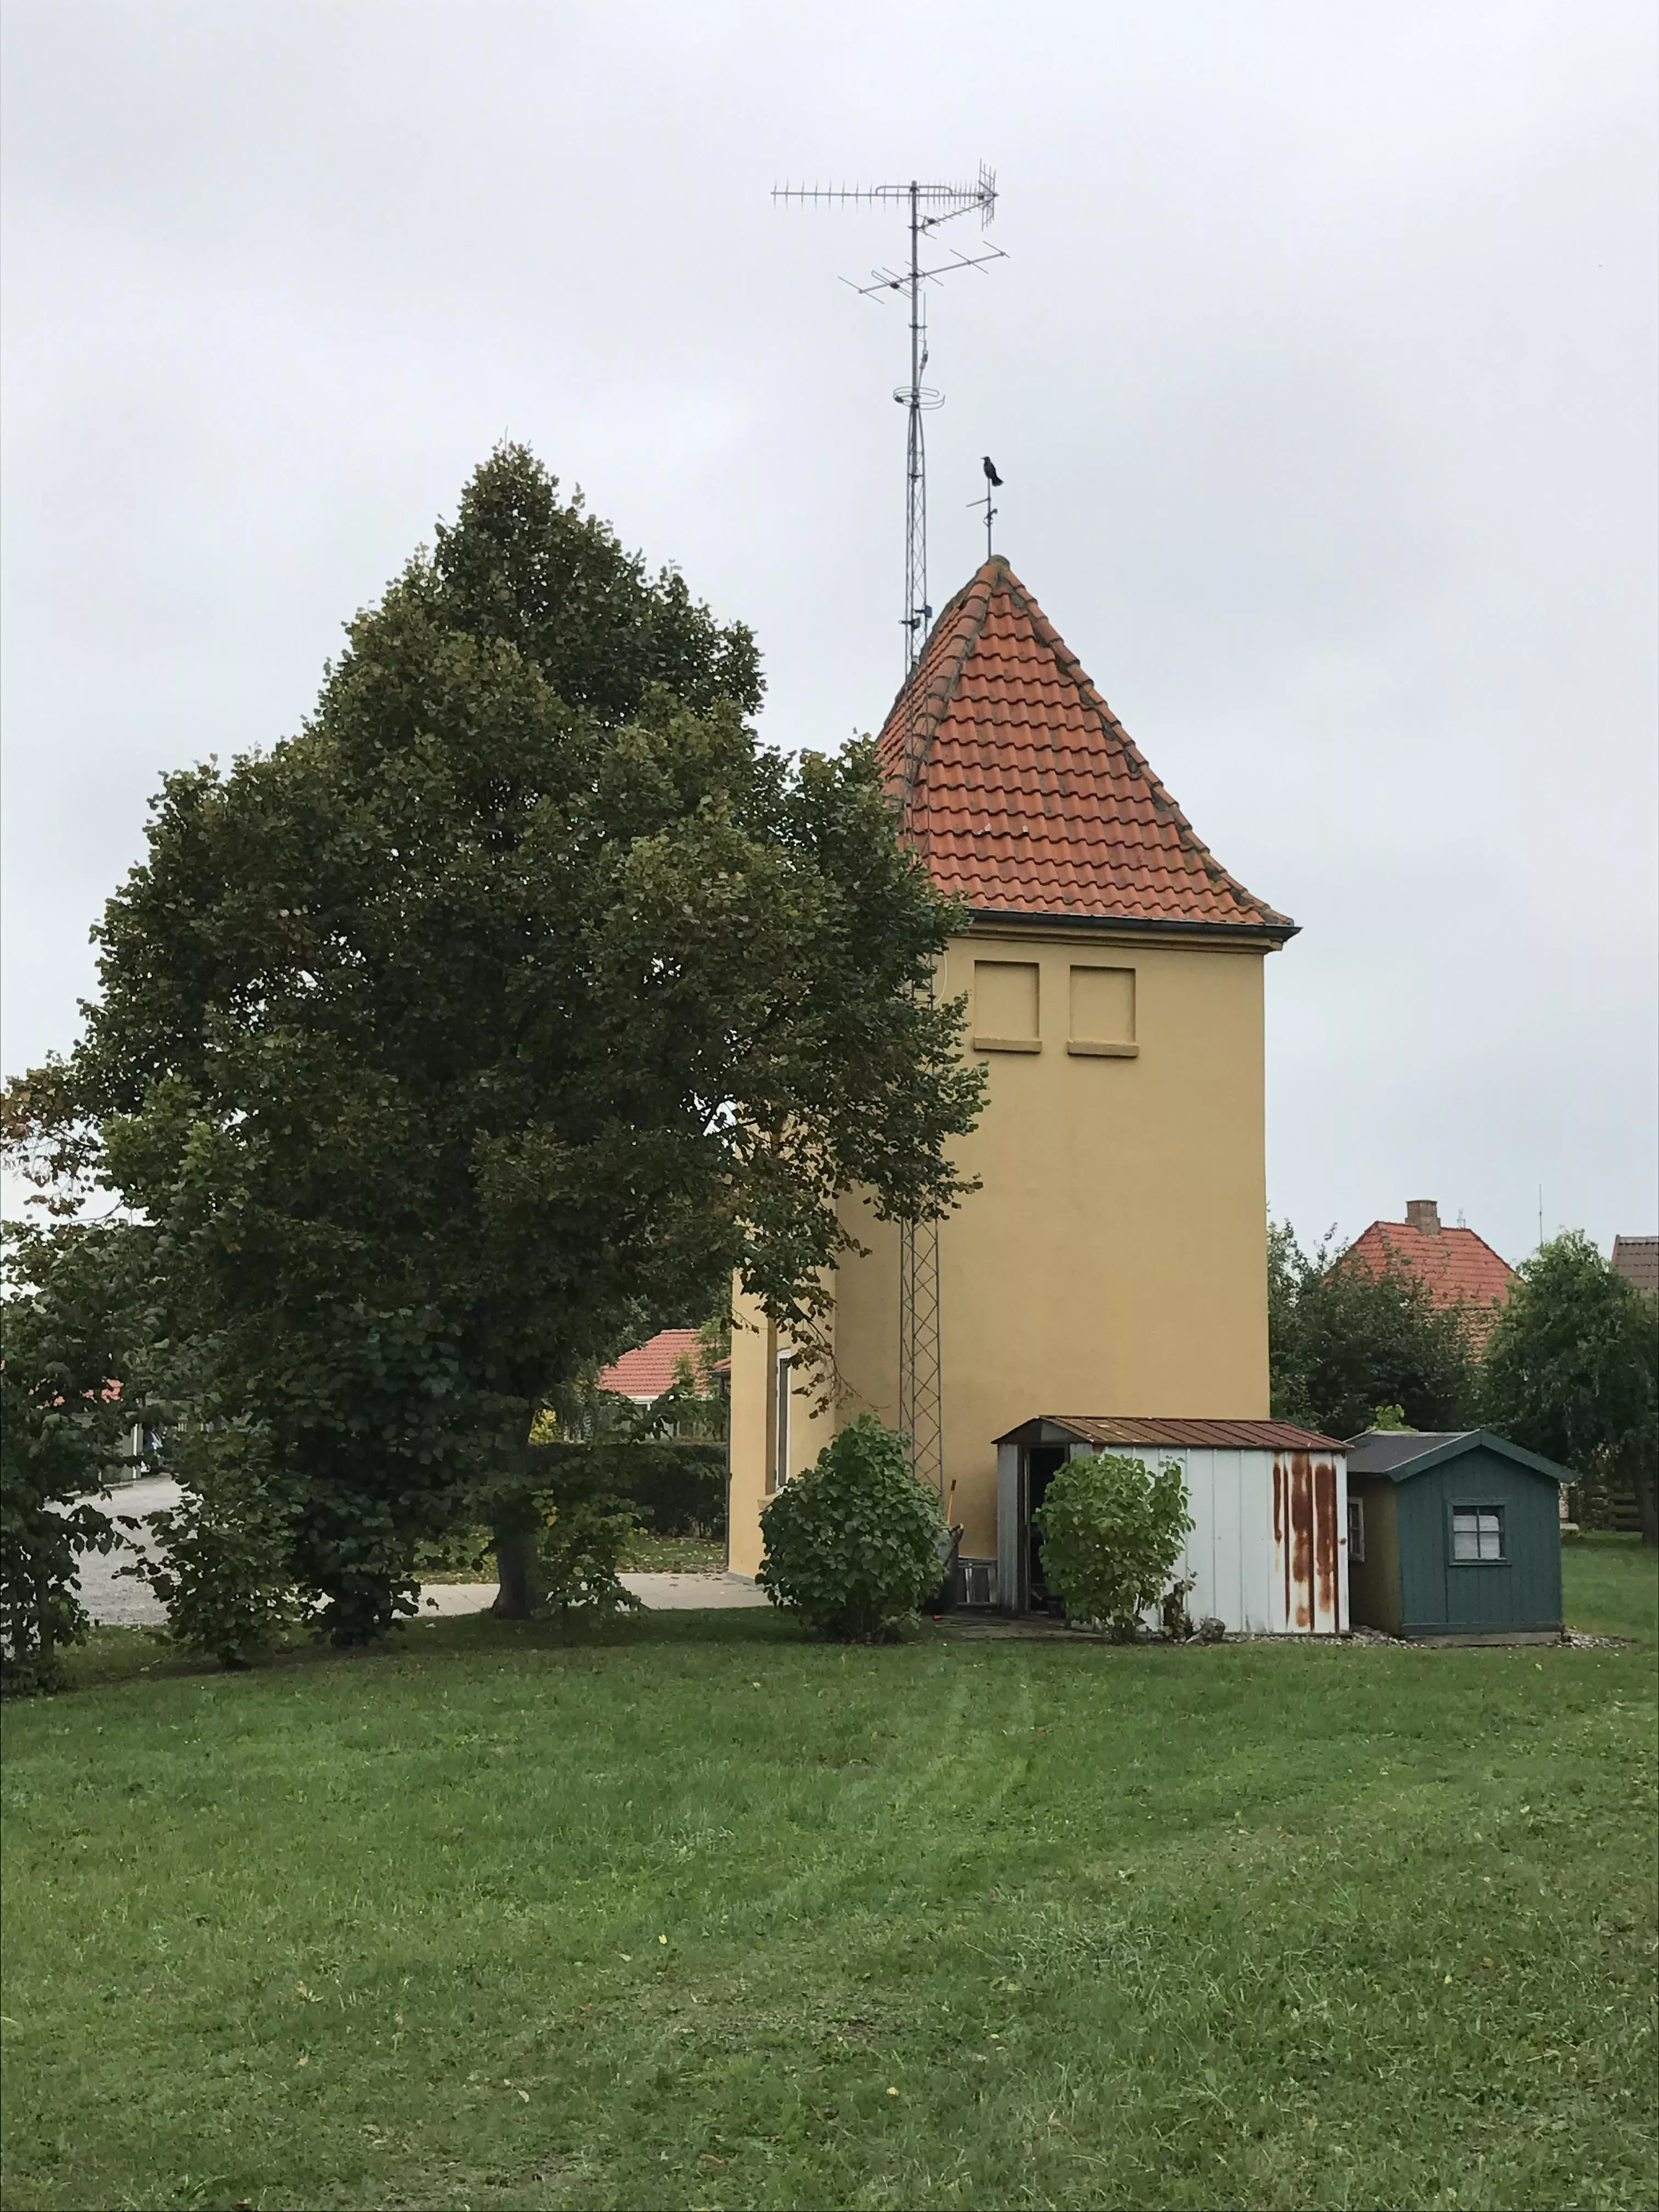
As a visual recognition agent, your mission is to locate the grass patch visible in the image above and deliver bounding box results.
[1561,1533,1657,1644]
[621,1534,725,1573]
[413,1531,724,1583]
[2,1550,1655,2210]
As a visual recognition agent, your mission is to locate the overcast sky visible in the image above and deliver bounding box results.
[3,0,1655,1263]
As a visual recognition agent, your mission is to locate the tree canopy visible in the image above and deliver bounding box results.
[1481,1232,1658,1544]
[1268,1220,1479,1441]
[25,445,984,1638]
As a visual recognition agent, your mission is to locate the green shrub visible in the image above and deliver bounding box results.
[612,1441,726,1537]
[518,1437,726,1538]
[758,1416,943,1641]
[127,1423,306,1669]
[531,1493,642,1622]
[1033,1452,1194,1640]
[486,1442,644,1622]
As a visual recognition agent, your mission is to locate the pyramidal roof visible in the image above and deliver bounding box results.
[875,558,1294,937]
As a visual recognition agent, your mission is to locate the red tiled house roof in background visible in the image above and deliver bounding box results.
[1612,1236,1659,1297]
[597,1328,705,1401]
[1341,1213,1517,1349]
[875,558,1294,935]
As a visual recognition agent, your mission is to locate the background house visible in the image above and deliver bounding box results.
[729,557,1297,1606]
[1611,1235,1658,1297]
[597,1328,708,1409]
[1341,1200,1516,1348]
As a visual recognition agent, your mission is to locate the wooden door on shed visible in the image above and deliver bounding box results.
[1271,1451,1342,1633]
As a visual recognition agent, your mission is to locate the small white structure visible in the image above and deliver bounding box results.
[993,1416,1349,1635]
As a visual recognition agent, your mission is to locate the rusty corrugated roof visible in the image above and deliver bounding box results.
[874,558,1294,936]
[997,1415,1346,1453]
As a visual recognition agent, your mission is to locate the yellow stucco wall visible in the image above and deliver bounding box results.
[726,920,1275,1571]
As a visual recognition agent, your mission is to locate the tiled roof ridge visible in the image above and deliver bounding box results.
[882,562,998,776]
[876,556,1294,935]
[993,565,1273,918]
[1370,1219,1516,1281]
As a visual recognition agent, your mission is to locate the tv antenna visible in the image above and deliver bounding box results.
[772,164,1003,1505]
[771,165,1003,706]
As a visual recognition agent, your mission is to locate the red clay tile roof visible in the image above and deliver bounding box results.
[875,558,1294,935]
[1341,1220,1517,1348]
[597,1328,705,1401]
[1612,1236,1659,1297]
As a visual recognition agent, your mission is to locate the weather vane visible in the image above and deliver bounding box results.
[971,454,1003,560]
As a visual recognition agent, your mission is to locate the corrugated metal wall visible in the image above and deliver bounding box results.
[1271,1451,1344,1634]
[1052,1443,1346,1635]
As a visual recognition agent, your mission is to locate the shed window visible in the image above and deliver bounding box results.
[1451,1506,1505,1563]
[1347,1498,1365,1563]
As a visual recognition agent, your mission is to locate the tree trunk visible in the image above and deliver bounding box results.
[491,1403,545,1613]
[492,1522,537,1618]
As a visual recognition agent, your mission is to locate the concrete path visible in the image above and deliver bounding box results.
[622,1571,767,1611]
[74,1483,766,1624]
[75,1477,178,1627]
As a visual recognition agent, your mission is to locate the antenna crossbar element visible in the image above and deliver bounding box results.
[775,160,1005,1505]
[845,242,1007,301]
[772,163,998,225]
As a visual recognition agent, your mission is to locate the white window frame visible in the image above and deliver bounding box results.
[1449,1503,1506,1565]
[1347,1497,1365,1564]
[774,1352,793,1491]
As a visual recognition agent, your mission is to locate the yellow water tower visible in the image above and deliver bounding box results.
[727,558,1296,1579]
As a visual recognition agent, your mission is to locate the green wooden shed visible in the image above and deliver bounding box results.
[1345,1430,1572,1641]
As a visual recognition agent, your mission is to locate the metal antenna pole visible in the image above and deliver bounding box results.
[772,163,1004,1504]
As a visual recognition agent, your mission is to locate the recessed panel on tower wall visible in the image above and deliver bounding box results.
[973,960,1040,1049]
[1069,965,1136,1047]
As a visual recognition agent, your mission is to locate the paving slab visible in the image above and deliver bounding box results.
[621,1571,768,1611]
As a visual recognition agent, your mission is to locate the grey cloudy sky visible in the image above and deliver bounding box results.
[3,0,1655,1263]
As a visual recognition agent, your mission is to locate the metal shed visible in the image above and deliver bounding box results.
[1345,1430,1571,1641]
[993,1417,1348,1635]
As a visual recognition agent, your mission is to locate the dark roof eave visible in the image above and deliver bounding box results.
[1346,1428,1576,1486]
[968,905,1300,947]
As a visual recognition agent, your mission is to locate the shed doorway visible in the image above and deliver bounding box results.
[1025,1446,1068,1611]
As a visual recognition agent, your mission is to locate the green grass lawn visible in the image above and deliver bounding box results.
[3,1547,1655,2211]
[413,1531,724,1582]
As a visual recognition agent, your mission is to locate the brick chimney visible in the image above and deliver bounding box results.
[1405,1199,1441,1237]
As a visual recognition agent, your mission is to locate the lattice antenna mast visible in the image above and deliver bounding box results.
[772,165,1002,715]
[772,165,1003,1505]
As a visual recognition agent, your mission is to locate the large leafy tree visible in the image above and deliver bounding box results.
[47,446,983,1637]
[1482,1232,1658,1545]
[1268,1220,1479,1440]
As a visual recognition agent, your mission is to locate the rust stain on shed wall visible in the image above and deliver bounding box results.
[1289,1454,1314,1628]
[1314,1457,1339,1630]
[1274,1451,1341,1634]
